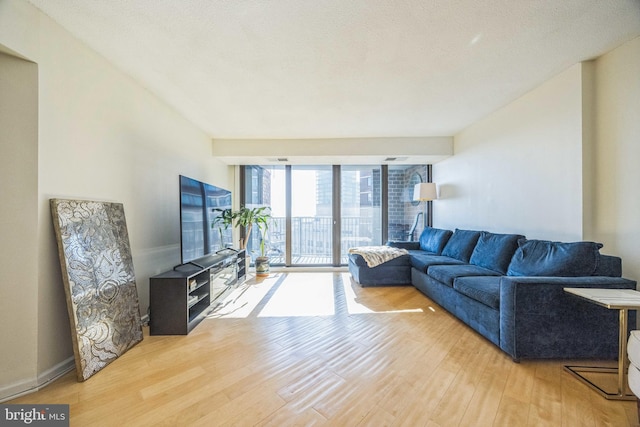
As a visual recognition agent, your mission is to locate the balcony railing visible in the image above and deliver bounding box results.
[246,216,382,265]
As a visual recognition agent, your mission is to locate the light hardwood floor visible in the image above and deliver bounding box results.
[9,272,639,426]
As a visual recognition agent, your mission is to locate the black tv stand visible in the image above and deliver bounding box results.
[173,260,205,271]
[150,248,247,335]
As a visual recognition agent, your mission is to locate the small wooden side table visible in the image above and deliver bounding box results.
[563,287,640,400]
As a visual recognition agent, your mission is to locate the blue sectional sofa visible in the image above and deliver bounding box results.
[348,227,637,361]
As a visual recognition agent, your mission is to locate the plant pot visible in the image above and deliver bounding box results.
[255,256,270,277]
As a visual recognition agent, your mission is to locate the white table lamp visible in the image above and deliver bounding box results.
[413,182,438,201]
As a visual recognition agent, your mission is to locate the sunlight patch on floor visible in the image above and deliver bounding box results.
[208,274,278,319]
[340,273,424,314]
[258,273,335,317]
[210,272,424,319]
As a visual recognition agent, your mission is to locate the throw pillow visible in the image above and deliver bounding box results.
[506,239,603,277]
[441,229,481,262]
[469,231,524,274]
[419,227,453,254]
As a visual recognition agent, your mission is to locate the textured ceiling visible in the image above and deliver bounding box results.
[26,0,640,139]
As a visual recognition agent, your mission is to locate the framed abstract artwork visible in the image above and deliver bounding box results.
[50,199,143,381]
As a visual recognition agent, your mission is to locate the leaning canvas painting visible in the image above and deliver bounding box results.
[50,199,143,381]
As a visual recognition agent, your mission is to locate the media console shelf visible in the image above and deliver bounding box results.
[237,248,247,284]
[149,248,246,335]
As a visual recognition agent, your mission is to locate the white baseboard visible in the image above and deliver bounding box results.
[0,356,75,403]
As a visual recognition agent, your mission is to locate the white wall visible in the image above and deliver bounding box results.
[590,37,640,280]
[435,64,585,241]
[0,1,233,400]
[212,137,453,165]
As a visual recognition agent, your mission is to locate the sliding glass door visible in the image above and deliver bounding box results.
[291,166,333,265]
[340,166,382,263]
[243,165,286,264]
[387,165,428,242]
[242,164,429,266]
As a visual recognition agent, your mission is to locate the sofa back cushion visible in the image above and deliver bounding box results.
[441,229,481,262]
[506,239,603,277]
[469,231,524,274]
[418,227,453,254]
[594,255,622,277]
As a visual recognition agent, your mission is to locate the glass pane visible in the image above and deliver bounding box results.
[291,166,332,265]
[340,166,382,263]
[243,166,286,264]
[388,165,428,242]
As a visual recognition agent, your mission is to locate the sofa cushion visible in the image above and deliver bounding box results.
[348,256,411,286]
[469,231,524,274]
[408,250,464,273]
[387,241,420,250]
[427,264,500,287]
[453,276,501,310]
[506,239,603,277]
[348,252,410,268]
[441,229,481,262]
[418,227,453,255]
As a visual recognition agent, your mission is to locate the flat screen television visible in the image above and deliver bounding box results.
[179,175,232,265]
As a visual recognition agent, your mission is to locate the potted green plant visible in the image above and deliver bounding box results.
[254,240,271,278]
[230,206,272,277]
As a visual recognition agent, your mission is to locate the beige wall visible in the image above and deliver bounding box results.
[590,37,640,280]
[434,37,640,281]
[435,64,585,240]
[0,1,232,400]
[0,52,39,396]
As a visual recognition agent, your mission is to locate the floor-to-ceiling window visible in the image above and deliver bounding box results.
[340,165,382,263]
[387,165,429,242]
[243,165,286,264]
[242,164,430,267]
[291,165,333,265]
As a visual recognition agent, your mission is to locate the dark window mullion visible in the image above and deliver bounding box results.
[381,165,388,244]
[427,164,433,227]
[285,165,292,266]
[332,165,341,266]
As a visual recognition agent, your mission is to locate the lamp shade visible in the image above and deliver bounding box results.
[413,182,438,201]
